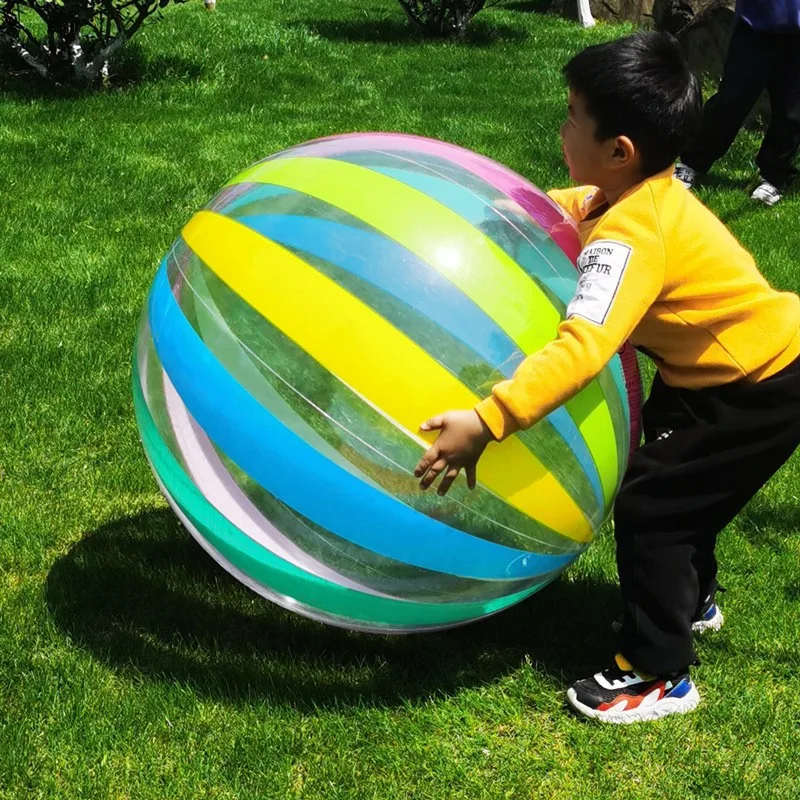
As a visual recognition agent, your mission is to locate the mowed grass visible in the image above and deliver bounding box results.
[2,1,800,797]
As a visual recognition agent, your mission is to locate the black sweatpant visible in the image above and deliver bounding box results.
[614,356,800,675]
[681,22,800,190]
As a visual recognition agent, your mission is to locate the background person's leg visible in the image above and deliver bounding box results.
[756,35,800,189]
[681,24,776,175]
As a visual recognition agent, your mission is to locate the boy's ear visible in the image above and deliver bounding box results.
[610,135,636,168]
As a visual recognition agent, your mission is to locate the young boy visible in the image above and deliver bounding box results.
[414,31,800,723]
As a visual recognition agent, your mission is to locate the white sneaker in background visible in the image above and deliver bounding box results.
[750,179,782,206]
[674,161,698,189]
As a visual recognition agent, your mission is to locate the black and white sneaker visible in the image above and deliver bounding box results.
[750,179,782,206]
[567,654,700,724]
[674,161,699,189]
[612,589,724,636]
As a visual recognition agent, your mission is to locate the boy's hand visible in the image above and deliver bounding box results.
[414,410,495,496]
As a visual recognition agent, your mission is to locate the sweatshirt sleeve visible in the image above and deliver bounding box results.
[476,191,666,440]
[547,185,597,221]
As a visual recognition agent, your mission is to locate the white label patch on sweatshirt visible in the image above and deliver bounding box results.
[567,239,633,326]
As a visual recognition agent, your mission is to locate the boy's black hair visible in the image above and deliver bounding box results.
[563,31,702,178]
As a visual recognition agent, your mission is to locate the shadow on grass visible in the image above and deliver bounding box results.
[0,42,203,101]
[716,204,760,228]
[502,0,555,13]
[701,172,750,192]
[111,44,205,87]
[736,492,800,553]
[47,509,619,710]
[784,582,800,602]
[305,18,527,46]
[701,637,799,678]
[0,43,76,102]
[700,178,773,227]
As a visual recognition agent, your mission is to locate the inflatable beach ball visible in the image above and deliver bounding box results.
[133,133,640,633]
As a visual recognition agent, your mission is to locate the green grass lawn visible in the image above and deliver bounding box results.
[2,1,800,797]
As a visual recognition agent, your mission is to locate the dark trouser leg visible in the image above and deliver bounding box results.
[614,360,800,675]
[757,35,800,188]
[681,23,776,175]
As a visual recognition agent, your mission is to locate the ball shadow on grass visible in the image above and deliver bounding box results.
[46,509,619,710]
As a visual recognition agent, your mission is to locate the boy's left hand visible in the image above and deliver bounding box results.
[414,410,495,496]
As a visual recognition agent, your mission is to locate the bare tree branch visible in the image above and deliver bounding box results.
[0,31,51,78]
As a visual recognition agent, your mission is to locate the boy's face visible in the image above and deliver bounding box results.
[560,90,636,187]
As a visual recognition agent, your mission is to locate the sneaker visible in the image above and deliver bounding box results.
[750,179,782,206]
[674,161,698,189]
[692,596,724,633]
[611,588,724,636]
[566,653,700,724]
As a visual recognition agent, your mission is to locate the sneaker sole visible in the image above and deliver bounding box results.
[566,684,701,724]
